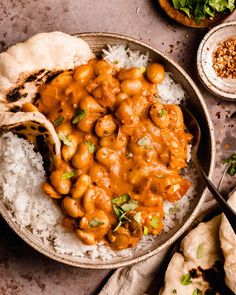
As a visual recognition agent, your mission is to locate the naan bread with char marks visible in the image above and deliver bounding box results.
[0,111,61,171]
[219,190,236,294]
[0,31,94,112]
[159,216,222,295]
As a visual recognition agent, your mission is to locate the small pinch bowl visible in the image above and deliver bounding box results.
[0,33,216,269]
[158,0,235,28]
[197,21,236,101]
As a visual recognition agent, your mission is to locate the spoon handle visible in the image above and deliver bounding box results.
[199,165,236,234]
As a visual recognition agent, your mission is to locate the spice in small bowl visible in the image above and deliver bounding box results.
[197,21,236,101]
[213,38,236,79]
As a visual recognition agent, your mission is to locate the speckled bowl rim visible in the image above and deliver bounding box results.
[197,21,236,101]
[0,32,216,269]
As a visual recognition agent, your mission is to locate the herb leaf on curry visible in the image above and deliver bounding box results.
[61,170,76,180]
[58,131,72,146]
[72,108,86,124]
[53,115,64,126]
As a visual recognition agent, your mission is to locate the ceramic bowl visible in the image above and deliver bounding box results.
[158,0,235,28]
[197,21,236,101]
[0,33,215,269]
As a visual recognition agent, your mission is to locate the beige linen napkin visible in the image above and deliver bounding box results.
[99,199,217,295]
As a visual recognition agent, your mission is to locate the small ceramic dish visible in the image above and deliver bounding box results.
[197,21,236,101]
[158,0,235,28]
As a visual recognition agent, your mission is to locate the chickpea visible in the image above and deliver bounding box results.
[116,100,138,125]
[118,67,142,81]
[42,182,62,199]
[128,139,151,155]
[77,113,101,133]
[51,71,73,89]
[75,229,96,245]
[65,83,88,107]
[142,192,163,206]
[146,63,165,84]
[22,103,39,113]
[50,169,72,195]
[62,133,82,162]
[79,95,104,113]
[60,99,75,120]
[94,190,112,212]
[96,147,118,168]
[56,120,73,136]
[95,114,117,137]
[150,177,172,193]
[39,85,59,111]
[94,60,113,75]
[120,79,142,96]
[149,102,170,129]
[79,210,109,230]
[98,85,117,108]
[107,227,131,250]
[100,132,127,150]
[62,196,84,218]
[166,105,184,129]
[116,92,129,105]
[92,86,103,100]
[74,64,93,85]
[83,187,96,212]
[89,163,110,187]
[72,142,92,169]
[71,175,91,199]
[132,95,149,116]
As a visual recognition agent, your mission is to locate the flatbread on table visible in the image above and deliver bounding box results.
[159,216,224,295]
[219,190,236,294]
[0,111,61,172]
[0,31,94,112]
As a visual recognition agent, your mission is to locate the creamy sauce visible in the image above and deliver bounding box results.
[31,59,192,250]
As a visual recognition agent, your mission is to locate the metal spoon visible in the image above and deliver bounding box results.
[181,106,236,234]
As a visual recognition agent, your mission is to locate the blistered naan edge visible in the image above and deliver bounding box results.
[0,31,95,112]
[219,190,236,294]
[0,111,61,158]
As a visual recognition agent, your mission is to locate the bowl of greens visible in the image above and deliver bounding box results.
[158,0,235,28]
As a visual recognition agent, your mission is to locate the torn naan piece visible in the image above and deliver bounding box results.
[0,31,94,112]
[0,111,61,173]
[219,190,236,294]
[159,216,233,295]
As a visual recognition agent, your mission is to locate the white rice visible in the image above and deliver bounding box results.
[103,45,186,105]
[0,46,197,260]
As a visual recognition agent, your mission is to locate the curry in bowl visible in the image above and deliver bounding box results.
[25,59,193,250]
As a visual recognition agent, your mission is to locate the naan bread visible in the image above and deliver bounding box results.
[219,190,236,294]
[0,31,94,112]
[0,111,61,171]
[159,216,222,295]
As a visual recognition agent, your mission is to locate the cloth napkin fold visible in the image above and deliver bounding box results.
[99,199,218,295]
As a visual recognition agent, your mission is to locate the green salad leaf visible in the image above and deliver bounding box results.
[171,0,235,23]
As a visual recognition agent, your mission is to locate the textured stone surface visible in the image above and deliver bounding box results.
[0,0,235,294]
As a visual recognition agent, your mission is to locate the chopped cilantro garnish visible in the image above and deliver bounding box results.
[85,140,96,153]
[197,243,204,258]
[133,212,142,224]
[72,108,86,124]
[181,273,192,285]
[53,115,64,126]
[158,109,167,118]
[61,170,76,180]
[112,194,130,206]
[150,216,159,229]
[89,218,105,227]
[143,226,149,236]
[58,132,72,146]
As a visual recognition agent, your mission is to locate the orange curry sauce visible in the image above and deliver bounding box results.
[31,59,192,250]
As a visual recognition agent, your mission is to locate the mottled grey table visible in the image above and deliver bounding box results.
[0,1,235,294]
